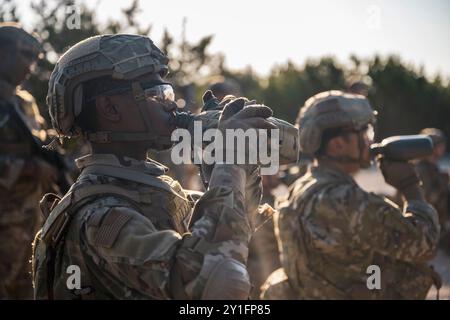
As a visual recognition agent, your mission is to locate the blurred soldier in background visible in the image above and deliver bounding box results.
[416,128,450,253]
[346,76,372,98]
[208,77,241,102]
[32,34,273,299]
[0,23,58,299]
[261,91,441,299]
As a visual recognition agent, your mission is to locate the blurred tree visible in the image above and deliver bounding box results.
[161,18,221,111]
[368,55,450,140]
[2,0,219,115]
[1,0,449,142]
[0,0,20,22]
[260,57,347,121]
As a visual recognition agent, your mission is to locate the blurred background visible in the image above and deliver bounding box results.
[1,0,449,299]
[1,0,449,141]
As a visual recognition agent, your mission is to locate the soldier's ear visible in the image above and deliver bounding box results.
[95,96,121,123]
[326,136,347,156]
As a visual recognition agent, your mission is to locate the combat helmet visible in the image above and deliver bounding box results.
[47,34,172,147]
[420,128,446,146]
[296,90,376,165]
[0,22,42,59]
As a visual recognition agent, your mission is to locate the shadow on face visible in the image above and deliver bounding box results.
[0,46,36,86]
[325,130,372,173]
[434,143,446,159]
[93,74,177,151]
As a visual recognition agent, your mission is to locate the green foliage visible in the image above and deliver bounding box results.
[368,55,450,139]
[258,57,347,122]
[1,0,217,117]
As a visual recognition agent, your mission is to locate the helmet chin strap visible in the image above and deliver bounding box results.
[357,132,372,169]
[85,81,173,150]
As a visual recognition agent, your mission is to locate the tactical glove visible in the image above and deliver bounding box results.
[378,157,424,200]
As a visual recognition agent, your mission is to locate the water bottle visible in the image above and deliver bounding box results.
[370,135,433,161]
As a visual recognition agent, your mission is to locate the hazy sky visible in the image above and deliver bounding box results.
[17,0,450,78]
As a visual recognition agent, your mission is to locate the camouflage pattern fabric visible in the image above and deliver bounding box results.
[262,164,441,299]
[32,154,253,299]
[260,268,296,300]
[416,159,450,251]
[0,78,45,299]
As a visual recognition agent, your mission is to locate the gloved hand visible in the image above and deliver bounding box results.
[217,97,275,173]
[201,90,231,111]
[378,157,423,200]
[201,90,255,112]
[218,98,276,227]
[218,98,274,132]
[198,92,270,186]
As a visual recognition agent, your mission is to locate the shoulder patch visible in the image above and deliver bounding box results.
[94,208,133,248]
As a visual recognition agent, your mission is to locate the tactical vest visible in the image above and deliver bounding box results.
[32,164,198,300]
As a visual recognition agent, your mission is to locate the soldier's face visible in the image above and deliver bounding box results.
[97,74,177,149]
[329,128,373,171]
[345,130,373,168]
[358,127,374,167]
[434,142,446,159]
[0,45,36,85]
[339,134,361,160]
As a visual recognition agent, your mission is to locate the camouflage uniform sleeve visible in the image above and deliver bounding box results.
[175,165,252,298]
[322,183,440,263]
[83,165,252,299]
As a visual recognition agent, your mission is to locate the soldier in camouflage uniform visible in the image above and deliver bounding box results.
[261,90,441,299]
[32,34,275,299]
[415,128,449,252]
[0,23,58,299]
[208,78,242,102]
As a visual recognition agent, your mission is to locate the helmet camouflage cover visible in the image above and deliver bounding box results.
[0,22,42,58]
[296,90,377,155]
[420,128,446,145]
[47,34,169,137]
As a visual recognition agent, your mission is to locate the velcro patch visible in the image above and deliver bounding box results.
[94,208,132,248]
[88,211,105,227]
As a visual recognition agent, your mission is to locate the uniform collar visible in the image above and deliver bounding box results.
[75,153,168,176]
[311,162,357,185]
